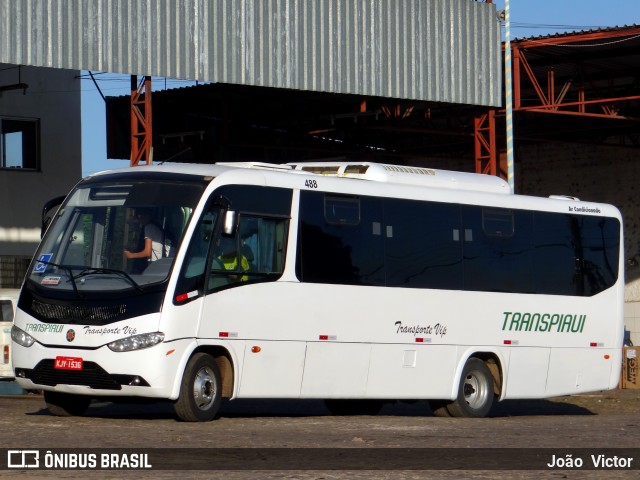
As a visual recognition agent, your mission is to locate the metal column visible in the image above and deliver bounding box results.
[130,75,153,166]
[474,109,497,176]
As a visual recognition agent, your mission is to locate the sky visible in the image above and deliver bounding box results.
[80,0,640,177]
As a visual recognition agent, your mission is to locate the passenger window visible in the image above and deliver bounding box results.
[297,191,384,286]
[483,208,515,237]
[578,216,620,296]
[325,196,361,225]
[463,206,534,293]
[384,199,462,289]
[208,215,289,291]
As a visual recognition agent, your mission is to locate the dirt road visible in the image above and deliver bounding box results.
[1,389,640,479]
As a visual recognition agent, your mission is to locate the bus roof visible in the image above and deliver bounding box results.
[92,161,510,195]
[215,161,512,194]
[287,162,511,194]
[85,162,620,220]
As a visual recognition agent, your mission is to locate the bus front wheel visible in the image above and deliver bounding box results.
[44,391,91,417]
[446,358,495,418]
[174,353,222,422]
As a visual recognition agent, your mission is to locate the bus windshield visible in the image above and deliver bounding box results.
[28,176,206,293]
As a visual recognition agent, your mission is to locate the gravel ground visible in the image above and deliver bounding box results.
[0,388,639,479]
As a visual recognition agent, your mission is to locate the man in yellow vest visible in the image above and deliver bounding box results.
[217,236,250,282]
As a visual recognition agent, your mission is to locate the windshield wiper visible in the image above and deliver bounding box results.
[32,258,84,298]
[73,267,143,292]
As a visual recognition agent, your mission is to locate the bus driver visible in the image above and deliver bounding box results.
[124,209,167,272]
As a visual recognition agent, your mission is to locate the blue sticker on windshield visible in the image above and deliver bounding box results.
[33,253,53,273]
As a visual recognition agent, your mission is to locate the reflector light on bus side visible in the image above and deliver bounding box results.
[319,335,337,341]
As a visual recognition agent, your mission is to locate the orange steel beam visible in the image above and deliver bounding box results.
[481,27,640,179]
[513,46,521,109]
[130,75,153,166]
[513,27,640,49]
[555,78,573,107]
[515,47,549,107]
[474,109,497,176]
[511,43,640,119]
[515,94,640,116]
[547,68,555,109]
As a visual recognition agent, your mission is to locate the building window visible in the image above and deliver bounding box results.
[0,118,39,170]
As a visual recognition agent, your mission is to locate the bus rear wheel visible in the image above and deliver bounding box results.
[174,353,222,422]
[44,391,91,417]
[446,358,495,418]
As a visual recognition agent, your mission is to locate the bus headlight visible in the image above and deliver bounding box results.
[107,332,165,352]
[11,325,36,348]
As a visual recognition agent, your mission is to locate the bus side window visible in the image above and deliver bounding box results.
[210,231,244,287]
[297,191,384,286]
[207,214,289,292]
[174,210,218,303]
[248,216,288,275]
[578,216,620,295]
[384,198,462,289]
[463,206,533,293]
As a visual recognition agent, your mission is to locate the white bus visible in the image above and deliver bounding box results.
[11,162,624,421]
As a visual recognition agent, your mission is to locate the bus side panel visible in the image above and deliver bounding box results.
[365,344,458,399]
[199,283,309,398]
[545,348,616,397]
[300,343,371,398]
[503,347,550,399]
[238,340,306,398]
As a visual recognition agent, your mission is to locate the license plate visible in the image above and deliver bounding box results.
[54,356,83,371]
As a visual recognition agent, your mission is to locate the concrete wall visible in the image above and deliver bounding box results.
[0,65,81,285]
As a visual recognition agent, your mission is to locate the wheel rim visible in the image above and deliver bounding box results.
[193,366,217,411]
[463,370,490,410]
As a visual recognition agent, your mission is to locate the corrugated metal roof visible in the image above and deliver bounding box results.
[0,0,501,106]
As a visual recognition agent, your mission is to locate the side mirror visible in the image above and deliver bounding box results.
[41,195,66,238]
[223,210,239,236]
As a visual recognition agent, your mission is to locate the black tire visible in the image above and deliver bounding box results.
[174,353,222,422]
[446,358,495,418]
[324,399,385,416]
[44,391,91,417]
[429,400,453,417]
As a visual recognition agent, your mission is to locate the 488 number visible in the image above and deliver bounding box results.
[304,179,318,189]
